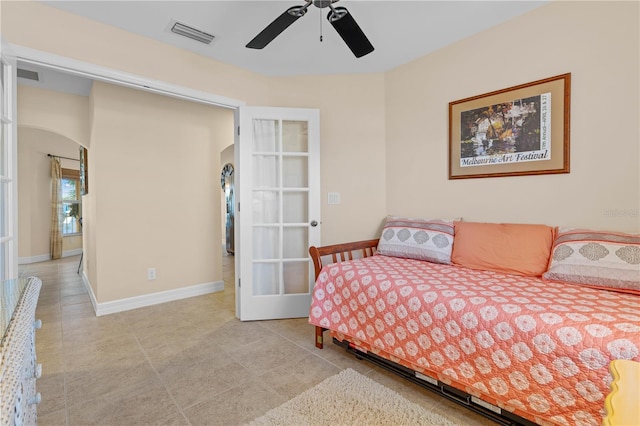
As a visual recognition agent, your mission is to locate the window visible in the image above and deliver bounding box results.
[61,168,82,235]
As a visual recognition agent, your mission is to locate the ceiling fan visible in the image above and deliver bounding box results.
[246,0,374,58]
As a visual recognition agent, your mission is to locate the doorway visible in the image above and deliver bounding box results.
[220,154,236,306]
[220,155,235,256]
[13,47,243,317]
[13,47,322,322]
[17,127,84,264]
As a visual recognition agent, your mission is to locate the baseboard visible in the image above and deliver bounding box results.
[19,249,83,265]
[19,254,50,264]
[81,278,225,317]
[63,248,83,258]
[81,270,99,314]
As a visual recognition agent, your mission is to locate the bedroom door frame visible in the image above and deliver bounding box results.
[11,45,323,321]
[236,106,321,320]
[8,45,257,319]
[0,39,18,280]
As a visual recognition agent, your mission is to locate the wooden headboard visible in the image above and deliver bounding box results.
[308,239,379,280]
[308,238,379,349]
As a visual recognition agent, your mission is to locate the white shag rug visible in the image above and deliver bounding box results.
[247,368,459,426]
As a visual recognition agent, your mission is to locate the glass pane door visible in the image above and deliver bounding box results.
[251,119,310,297]
[238,107,320,320]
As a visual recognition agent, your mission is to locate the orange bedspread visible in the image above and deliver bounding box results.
[308,255,640,426]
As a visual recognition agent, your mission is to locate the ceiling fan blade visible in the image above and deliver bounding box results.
[327,6,374,58]
[246,6,306,49]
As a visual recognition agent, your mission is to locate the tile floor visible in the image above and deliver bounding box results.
[18,253,497,425]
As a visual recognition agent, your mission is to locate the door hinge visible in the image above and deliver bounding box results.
[237,202,240,212]
[238,278,241,288]
[237,126,240,136]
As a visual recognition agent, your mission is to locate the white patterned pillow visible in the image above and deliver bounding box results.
[377,216,458,264]
[543,228,640,294]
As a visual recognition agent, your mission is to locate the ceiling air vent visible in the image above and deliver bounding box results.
[170,21,215,44]
[17,69,40,81]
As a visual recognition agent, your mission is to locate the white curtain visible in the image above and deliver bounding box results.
[252,119,279,295]
[50,157,63,259]
[252,118,279,226]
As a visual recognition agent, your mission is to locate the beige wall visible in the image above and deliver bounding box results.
[89,82,234,301]
[2,2,385,302]
[17,128,83,260]
[385,1,639,233]
[17,87,90,261]
[17,85,90,146]
[268,74,387,241]
[2,1,387,304]
[4,1,638,306]
[1,1,387,246]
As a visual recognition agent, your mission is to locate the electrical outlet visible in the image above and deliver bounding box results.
[147,268,156,280]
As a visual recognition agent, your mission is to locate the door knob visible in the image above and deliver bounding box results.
[310,220,318,227]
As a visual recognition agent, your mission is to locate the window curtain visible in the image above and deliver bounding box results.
[50,157,63,260]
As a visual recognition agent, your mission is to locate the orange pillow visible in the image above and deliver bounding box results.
[451,222,555,277]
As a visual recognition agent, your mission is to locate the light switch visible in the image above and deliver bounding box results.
[328,192,340,205]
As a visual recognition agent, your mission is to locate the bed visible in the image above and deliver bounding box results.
[308,223,640,426]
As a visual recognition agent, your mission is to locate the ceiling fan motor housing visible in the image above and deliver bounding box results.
[313,0,337,8]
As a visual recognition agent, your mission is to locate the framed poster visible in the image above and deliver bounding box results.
[80,146,88,195]
[449,73,570,179]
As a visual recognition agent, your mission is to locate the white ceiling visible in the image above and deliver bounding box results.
[19,1,547,94]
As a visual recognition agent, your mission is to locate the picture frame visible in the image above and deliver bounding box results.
[449,73,570,179]
[79,146,88,195]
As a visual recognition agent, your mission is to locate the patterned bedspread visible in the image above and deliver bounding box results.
[308,255,640,426]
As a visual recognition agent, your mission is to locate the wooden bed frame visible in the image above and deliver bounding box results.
[309,239,379,349]
[308,239,537,426]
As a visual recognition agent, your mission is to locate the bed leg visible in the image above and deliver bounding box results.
[315,326,326,349]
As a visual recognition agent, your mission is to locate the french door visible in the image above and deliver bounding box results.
[0,41,17,280]
[237,106,320,320]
